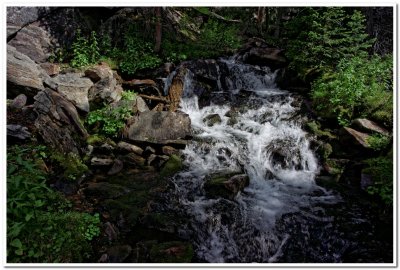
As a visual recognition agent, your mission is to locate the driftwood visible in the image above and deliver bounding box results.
[138,94,170,104]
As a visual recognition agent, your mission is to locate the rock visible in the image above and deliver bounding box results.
[135,96,149,113]
[33,89,88,154]
[40,62,60,76]
[122,111,192,144]
[203,114,222,127]
[49,73,93,112]
[147,154,158,166]
[204,172,249,200]
[91,157,114,166]
[10,94,27,109]
[7,45,48,98]
[147,154,169,168]
[7,124,31,140]
[323,159,349,180]
[84,182,130,199]
[243,47,287,70]
[8,24,53,63]
[159,155,183,178]
[108,159,124,175]
[351,118,389,136]
[107,245,132,263]
[144,146,156,156]
[166,73,184,112]
[360,173,374,191]
[6,7,54,38]
[84,63,114,83]
[86,63,122,108]
[162,146,179,156]
[117,141,144,155]
[149,241,193,263]
[104,222,119,242]
[123,153,146,167]
[340,127,371,149]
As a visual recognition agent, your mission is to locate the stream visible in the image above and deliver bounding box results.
[159,57,392,263]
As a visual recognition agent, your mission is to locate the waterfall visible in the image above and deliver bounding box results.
[159,57,389,263]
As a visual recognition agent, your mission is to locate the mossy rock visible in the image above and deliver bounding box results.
[203,114,222,127]
[204,172,249,200]
[317,142,333,161]
[86,134,116,147]
[306,121,336,140]
[149,241,193,263]
[159,155,183,178]
[323,159,349,181]
[83,182,130,199]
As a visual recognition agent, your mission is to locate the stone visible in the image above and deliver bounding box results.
[49,73,93,112]
[7,45,47,98]
[162,146,179,156]
[149,241,193,263]
[108,159,124,176]
[40,62,60,76]
[243,47,287,70]
[340,127,371,149]
[10,94,27,109]
[8,24,53,63]
[144,146,156,156]
[33,89,88,154]
[122,111,192,145]
[89,78,122,108]
[104,222,119,242]
[351,118,389,136]
[204,172,249,200]
[159,155,183,178]
[84,182,130,199]
[203,113,222,127]
[107,245,132,263]
[117,141,144,155]
[6,7,54,38]
[84,63,114,83]
[91,157,114,166]
[7,124,31,140]
[123,153,146,167]
[135,96,149,113]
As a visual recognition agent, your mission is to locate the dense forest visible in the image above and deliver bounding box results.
[6,7,394,264]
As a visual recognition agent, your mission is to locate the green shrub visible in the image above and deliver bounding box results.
[49,151,89,181]
[311,55,393,126]
[87,90,136,137]
[71,30,100,68]
[367,134,391,151]
[7,145,101,263]
[363,155,393,205]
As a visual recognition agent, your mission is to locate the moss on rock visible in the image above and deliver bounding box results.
[159,155,183,178]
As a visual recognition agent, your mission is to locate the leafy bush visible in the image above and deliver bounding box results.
[311,55,393,126]
[363,155,393,205]
[7,145,101,262]
[284,7,374,77]
[71,30,100,68]
[367,134,391,151]
[87,90,136,137]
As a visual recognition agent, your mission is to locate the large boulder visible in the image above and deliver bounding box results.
[6,7,54,38]
[122,111,192,144]
[49,73,93,112]
[243,47,287,70]
[339,127,371,149]
[351,118,389,136]
[33,88,88,154]
[7,45,48,98]
[8,23,53,63]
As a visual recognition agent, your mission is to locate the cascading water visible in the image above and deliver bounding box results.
[160,57,392,263]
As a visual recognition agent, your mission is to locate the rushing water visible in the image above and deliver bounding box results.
[161,58,392,263]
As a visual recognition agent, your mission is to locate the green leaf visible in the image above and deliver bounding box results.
[10,239,22,248]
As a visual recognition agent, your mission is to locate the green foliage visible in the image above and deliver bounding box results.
[49,151,89,181]
[71,30,100,68]
[162,18,242,62]
[86,91,136,137]
[119,26,162,75]
[7,145,101,262]
[363,155,393,204]
[311,55,393,126]
[284,7,374,77]
[367,134,391,151]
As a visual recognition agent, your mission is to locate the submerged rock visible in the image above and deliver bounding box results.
[204,172,249,200]
[203,113,222,127]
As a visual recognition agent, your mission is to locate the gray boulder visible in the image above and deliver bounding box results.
[351,118,389,136]
[33,88,88,154]
[49,73,93,112]
[7,45,48,98]
[122,111,192,144]
[7,124,31,140]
